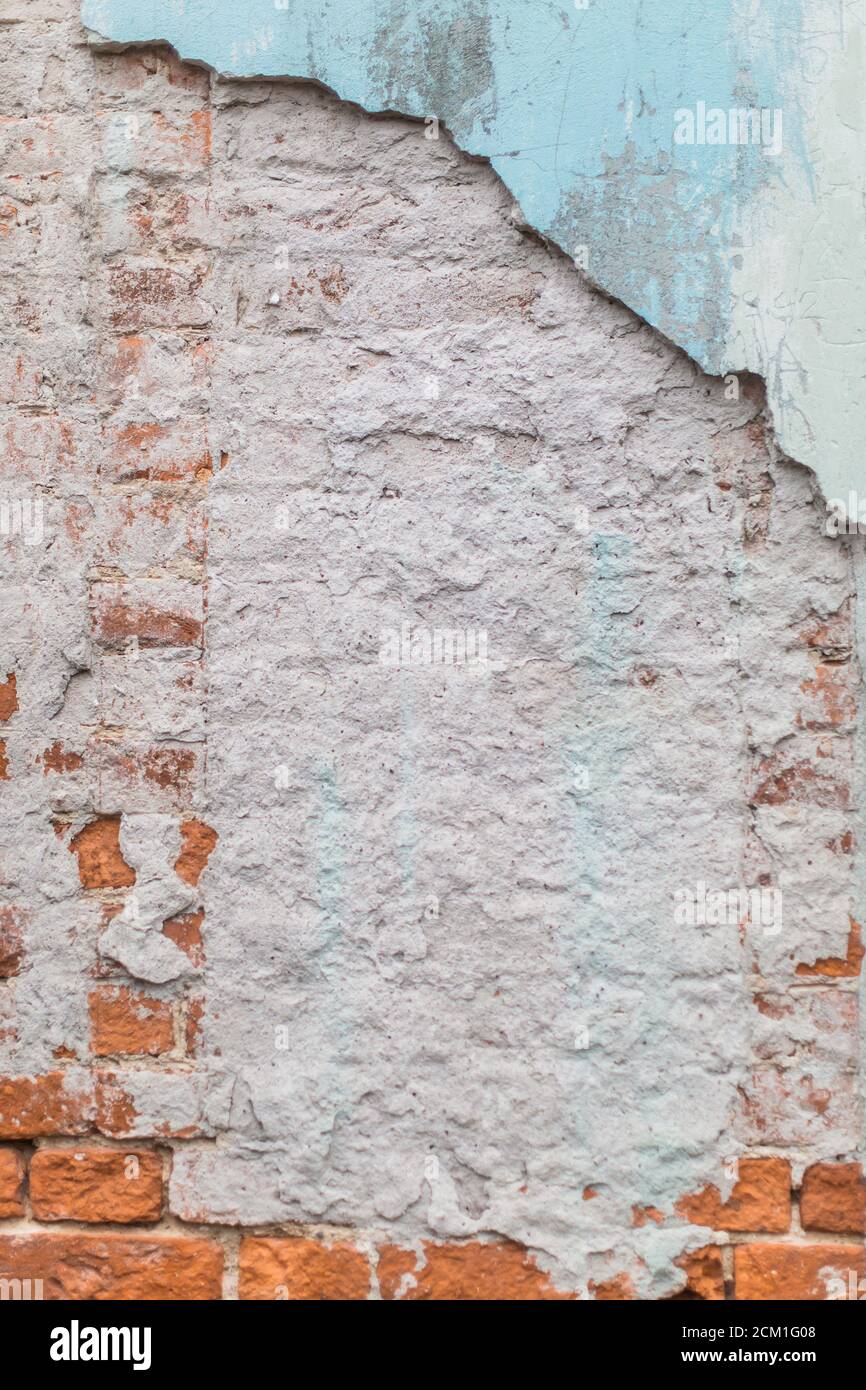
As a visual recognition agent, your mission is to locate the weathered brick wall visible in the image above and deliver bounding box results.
[0,0,862,1299]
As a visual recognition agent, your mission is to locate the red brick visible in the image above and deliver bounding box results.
[800,1163,865,1234]
[0,907,25,979]
[94,46,210,98]
[752,753,848,808]
[0,1148,24,1218]
[175,819,217,886]
[0,1073,94,1140]
[105,419,211,484]
[675,1245,725,1300]
[676,1157,791,1233]
[92,585,203,650]
[240,1237,370,1301]
[162,909,205,967]
[0,1233,222,1299]
[184,995,205,1056]
[40,741,83,774]
[98,742,201,813]
[735,1069,855,1148]
[589,1272,637,1300]
[735,1243,865,1300]
[0,350,42,405]
[96,489,207,573]
[89,987,174,1057]
[377,1239,574,1300]
[30,1149,163,1224]
[69,816,135,889]
[796,919,864,979]
[798,664,856,731]
[0,673,17,721]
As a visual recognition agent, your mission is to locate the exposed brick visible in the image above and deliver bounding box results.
[0,1233,222,1299]
[0,4,862,1304]
[735,1243,865,1301]
[175,819,217,886]
[632,1204,664,1227]
[800,1162,866,1234]
[240,1237,370,1301]
[589,1272,637,1300]
[69,816,135,890]
[30,1148,163,1224]
[162,908,205,966]
[796,919,864,979]
[377,1240,574,1300]
[0,673,17,721]
[40,741,84,774]
[676,1157,791,1233]
[105,419,212,484]
[89,987,174,1057]
[0,907,25,979]
[92,585,203,650]
[93,1073,139,1138]
[98,743,201,813]
[0,1073,94,1139]
[184,994,204,1056]
[675,1245,725,1301]
[0,1148,24,1218]
[752,753,848,809]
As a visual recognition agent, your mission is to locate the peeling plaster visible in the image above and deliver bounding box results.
[81,0,866,503]
[1,0,845,1293]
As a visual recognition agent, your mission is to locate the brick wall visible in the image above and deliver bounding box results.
[0,0,862,1299]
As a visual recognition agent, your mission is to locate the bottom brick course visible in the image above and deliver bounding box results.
[734,1243,865,1301]
[377,1239,575,1300]
[239,1237,371,1301]
[0,1234,223,1300]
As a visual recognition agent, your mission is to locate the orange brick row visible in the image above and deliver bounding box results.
[0,1145,163,1223]
[0,1144,863,1298]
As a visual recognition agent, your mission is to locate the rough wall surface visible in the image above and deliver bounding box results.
[0,0,863,1300]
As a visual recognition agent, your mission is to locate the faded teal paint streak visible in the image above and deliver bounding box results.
[81,0,866,498]
[310,760,353,1052]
